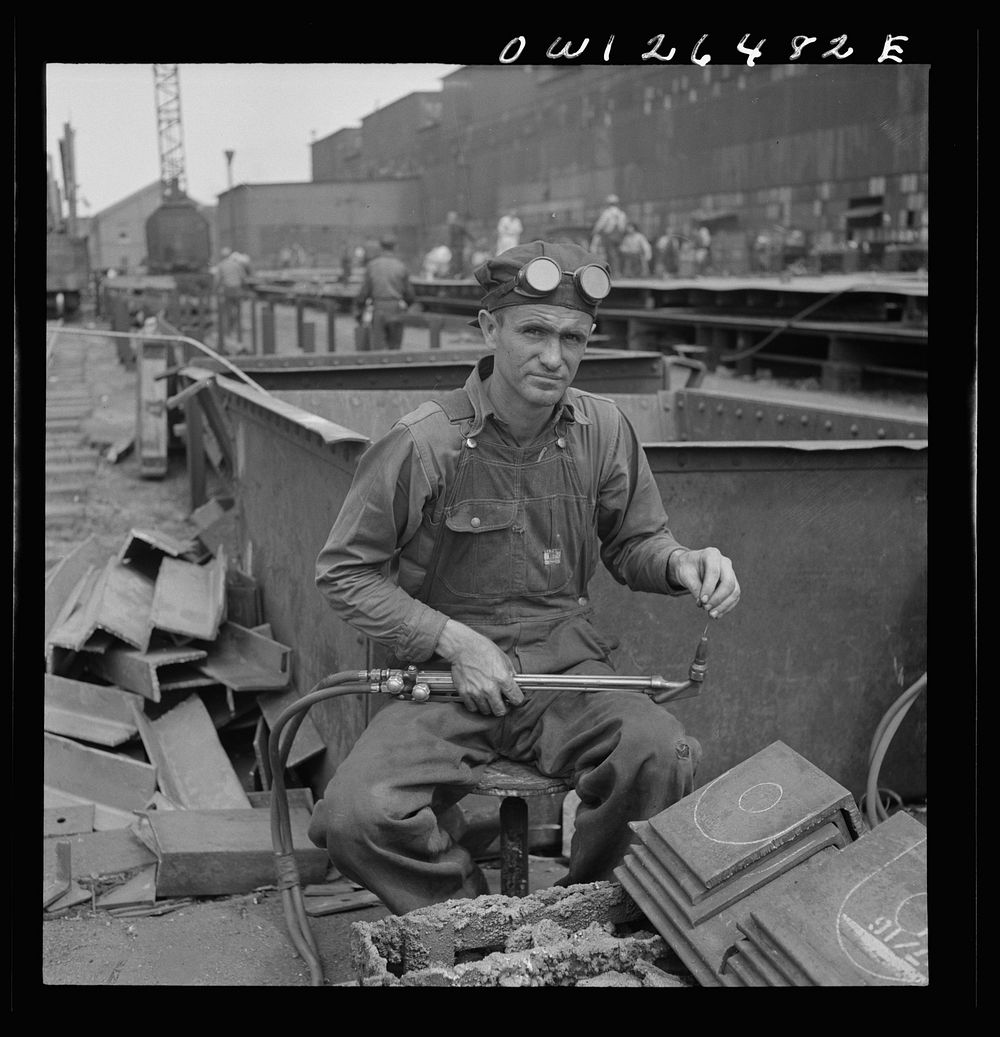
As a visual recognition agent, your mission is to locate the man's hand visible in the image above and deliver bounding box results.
[667,547,741,618]
[434,620,524,717]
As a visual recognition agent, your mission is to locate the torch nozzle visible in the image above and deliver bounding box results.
[688,624,709,683]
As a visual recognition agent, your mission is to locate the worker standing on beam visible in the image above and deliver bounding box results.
[310,240,741,915]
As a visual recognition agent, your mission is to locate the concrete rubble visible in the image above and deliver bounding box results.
[350,881,691,987]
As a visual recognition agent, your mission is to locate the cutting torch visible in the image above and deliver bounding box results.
[370,624,710,705]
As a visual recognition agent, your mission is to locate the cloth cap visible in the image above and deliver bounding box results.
[473,240,610,319]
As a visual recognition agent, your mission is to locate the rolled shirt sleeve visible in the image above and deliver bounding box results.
[315,424,450,662]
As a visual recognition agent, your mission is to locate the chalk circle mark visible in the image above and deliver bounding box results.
[738,782,783,814]
[895,892,928,936]
[836,838,928,984]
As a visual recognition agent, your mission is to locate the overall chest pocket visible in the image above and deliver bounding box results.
[439,500,516,598]
[521,493,589,596]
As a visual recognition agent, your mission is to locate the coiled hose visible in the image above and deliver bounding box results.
[268,670,374,987]
[863,672,927,829]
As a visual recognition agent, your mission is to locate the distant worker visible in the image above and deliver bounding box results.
[495,209,523,255]
[653,231,680,278]
[214,246,248,338]
[694,226,713,276]
[619,223,653,278]
[446,212,474,278]
[590,194,628,278]
[354,236,415,351]
[423,245,452,279]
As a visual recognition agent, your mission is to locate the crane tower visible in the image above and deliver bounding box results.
[153,64,187,199]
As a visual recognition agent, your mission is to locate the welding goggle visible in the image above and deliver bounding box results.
[484,256,612,308]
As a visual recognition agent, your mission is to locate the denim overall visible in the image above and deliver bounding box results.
[309,389,700,915]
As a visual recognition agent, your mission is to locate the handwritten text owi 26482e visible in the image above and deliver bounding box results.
[498,35,910,66]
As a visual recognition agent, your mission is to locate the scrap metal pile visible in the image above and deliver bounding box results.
[42,514,336,918]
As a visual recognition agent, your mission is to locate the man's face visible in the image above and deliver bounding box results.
[478,303,594,410]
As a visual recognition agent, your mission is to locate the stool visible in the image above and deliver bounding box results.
[468,759,572,897]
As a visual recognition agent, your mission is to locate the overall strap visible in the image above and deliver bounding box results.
[411,388,476,604]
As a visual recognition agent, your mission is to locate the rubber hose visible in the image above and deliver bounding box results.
[864,673,925,824]
[864,673,927,829]
[867,674,925,768]
[267,674,375,985]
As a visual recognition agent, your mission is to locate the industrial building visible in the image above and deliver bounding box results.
[215,62,927,275]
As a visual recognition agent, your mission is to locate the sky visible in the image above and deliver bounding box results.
[44,63,463,215]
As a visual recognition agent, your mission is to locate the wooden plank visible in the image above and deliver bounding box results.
[148,549,227,641]
[128,693,251,809]
[43,803,95,837]
[87,643,209,702]
[44,535,107,646]
[194,621,291,692]
[143,807,329,897]
[42,826,156,884]
[44,732,157,814]
[96,864,157,910]
[44,673,140,747]
[257,689,327,769]
[137,339,169,479]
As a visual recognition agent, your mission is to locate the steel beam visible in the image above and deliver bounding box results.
[44,674,140,747]
[185,348,668,395]
[128,693,251,809]
[87,643,210,702]
[148,550,227,642]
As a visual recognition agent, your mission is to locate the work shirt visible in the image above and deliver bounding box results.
[592,205,627,239]
[316,356,689,669]
[620,231,652,261]
[496,215,523,255]
[357,254,415,310]
[215,254,246,289]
